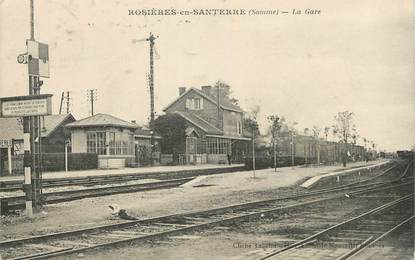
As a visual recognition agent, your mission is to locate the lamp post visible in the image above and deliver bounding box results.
[252,132,256,178]
[273,138,277,172]
[65,139,71,172]
[290,131,296,168]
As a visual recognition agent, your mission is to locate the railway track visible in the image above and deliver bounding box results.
[1,177,194,213]
[0,165,245,192]
[0,178,412,259]
[257,193,414,260]
[2,160,409,215]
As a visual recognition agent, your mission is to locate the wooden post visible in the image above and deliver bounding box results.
[273,139,277,172]
[291,133,295,167]
[65,142,68,172]
[23,117,33,218]
[7,144,12,175]
[252,134,256,178]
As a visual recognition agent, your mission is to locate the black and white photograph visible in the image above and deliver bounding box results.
[0,1,414,259]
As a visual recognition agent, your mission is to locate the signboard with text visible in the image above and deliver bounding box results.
[0,94,52,117]
[0,139,12,148]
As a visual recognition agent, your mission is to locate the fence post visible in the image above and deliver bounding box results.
[7,144,12,175]
[65,139,71,172]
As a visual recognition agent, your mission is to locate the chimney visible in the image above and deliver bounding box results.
[179,87,186,96]
[201,85,212,94]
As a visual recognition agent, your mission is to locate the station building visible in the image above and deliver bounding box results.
[158,86,251,164]
[65,113,160,169]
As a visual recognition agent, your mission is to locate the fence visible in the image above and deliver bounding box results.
[7,153,98,174]
[244,156,307,170]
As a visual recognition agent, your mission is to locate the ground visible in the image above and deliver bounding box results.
[0,161,381,241]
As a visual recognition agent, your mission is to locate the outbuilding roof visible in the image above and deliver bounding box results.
[0,118,22,140]
[42,114,76,136]
[65,113,138,129]
[0,114,75,140]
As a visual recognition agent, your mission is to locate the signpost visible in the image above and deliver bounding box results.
[0,94,52,217]
[6,0,51,217]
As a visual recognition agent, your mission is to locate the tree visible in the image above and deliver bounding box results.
[267,115,284,172]
[312,126,321,165]
[324,127,330,140]
[244,106,260,177]
[351,133,359,160]
[288,122,298,167]
[154,114,187,162]
[303,128,310,164]
[332,111,357,167]
[243,105,261,137]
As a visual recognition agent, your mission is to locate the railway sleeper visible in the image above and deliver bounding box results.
[134,225,173,233]
[360,221,401,227]
[336,231,382,238]
[321,236,367,244]
[149,222,191,227]
[25,243,67,251]
[87,233,136,240]
[51,240,95,248]
[354,222,397,228]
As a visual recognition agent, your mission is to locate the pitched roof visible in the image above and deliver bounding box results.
[163,87,244,113]
[0,118,22,140]
[191,87,244,113]
[0,114,75,140]
[65,113,138,129]
[174,111,223,135]
[42,114,75,137]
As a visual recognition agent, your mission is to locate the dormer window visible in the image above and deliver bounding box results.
[186,98,203,110]
[237,120,242,135]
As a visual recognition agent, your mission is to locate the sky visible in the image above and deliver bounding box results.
[0,0,414,152]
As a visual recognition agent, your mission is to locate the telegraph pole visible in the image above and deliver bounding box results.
[59,91,71,114]
[59,92,64,114]
[147,33,157,166]
[66,91,71,114]
[87,89,97,116]
[131,33,158,166]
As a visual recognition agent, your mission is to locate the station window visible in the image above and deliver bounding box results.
[206,138,230,154]
[186,137,197,154]
[108,132,131,155]
[186,98,203,110]
[87,131,106,155]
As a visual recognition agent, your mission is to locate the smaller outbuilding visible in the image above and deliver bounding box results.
[65,113,160,169]
[66,113,137,169]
